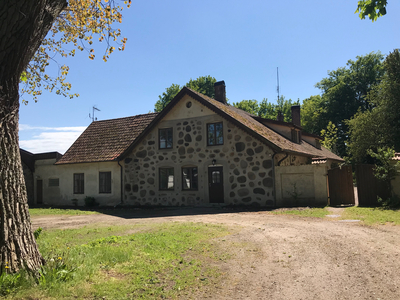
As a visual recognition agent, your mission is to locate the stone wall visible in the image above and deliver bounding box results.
[124,100,275,206]
[274,153,309,166]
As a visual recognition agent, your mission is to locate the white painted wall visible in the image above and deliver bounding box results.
[34,160,121,206]
[275,164,328,207]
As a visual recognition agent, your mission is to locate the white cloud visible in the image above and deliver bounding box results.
[19,124,87,132]
[19,125,86,154]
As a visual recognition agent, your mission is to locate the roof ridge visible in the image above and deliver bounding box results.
[90,112,158,124]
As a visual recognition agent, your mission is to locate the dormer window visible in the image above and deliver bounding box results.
[291,129,298,143]
[291,129,301,144]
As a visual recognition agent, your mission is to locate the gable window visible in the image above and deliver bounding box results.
[159,168,174,190]
[207,122,223,146]
[182,167,198,190]
[159,128,173,149]
[99,171,111,193]
[73,173,84,194]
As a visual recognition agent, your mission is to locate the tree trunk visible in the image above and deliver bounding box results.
[0,0,67,274]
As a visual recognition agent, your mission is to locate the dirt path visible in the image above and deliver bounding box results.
[32,208,400,300]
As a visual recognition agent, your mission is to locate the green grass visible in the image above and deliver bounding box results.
[271,207,330,218]
[342,207,400,225]
[4,222,232,299]
[29,208,100,216]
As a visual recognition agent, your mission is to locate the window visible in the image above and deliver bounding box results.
[291,129,302,144]
[207,122,223,146]
[48,178,59,187]
[315,139,321,149]
[99,172,111,193]
[211,170,221,184]
[159,168,174,190]
[291,129,300,144]
[159,128,173,149]
[182,167,198,190]
[73,173,84,194]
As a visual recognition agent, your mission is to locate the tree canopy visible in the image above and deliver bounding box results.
[356,0,387,21]
[21,0,130,103]
[301,52,385,157]
[233,96,299,122]
[347,49,400,163]
[154,76,217,112]
[0,0,130,275]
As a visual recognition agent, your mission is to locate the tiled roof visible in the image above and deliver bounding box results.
[56,113,157,164]
[57,87,343,164]
[185,88,344,162]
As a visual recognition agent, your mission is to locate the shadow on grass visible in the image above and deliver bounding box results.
[29,204,282,220]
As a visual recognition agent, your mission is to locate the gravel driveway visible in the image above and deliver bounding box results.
[31,208,400,300]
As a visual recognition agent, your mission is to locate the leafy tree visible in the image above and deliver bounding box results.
[154,84,181,112]
[232,99,260,116]
[356,0,387,21]
[154,76,217,112]
[311,52,384,157]
[320,121,338,153]
[301,95,326,135]
[233,96,299,122]
[368,147,400,207]
[186,75,216,99]
[0,0,129,274]
[347,50,400,163]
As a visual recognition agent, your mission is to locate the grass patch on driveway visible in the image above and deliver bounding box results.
[29,208,99,216]
[5,222,231,299]
[342,207,400,225]
[271,207,330,218]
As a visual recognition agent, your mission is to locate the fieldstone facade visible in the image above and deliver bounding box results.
[123,96,276,206]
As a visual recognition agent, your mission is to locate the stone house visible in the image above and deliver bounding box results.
[25,81,344,207]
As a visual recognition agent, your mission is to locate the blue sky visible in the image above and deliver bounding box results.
[19,0,400,154]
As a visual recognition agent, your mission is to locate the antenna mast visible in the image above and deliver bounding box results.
[277,67,280,102]
[89,106,101,122]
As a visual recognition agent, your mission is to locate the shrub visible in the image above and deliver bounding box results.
[84,196,98,207]
[34,227,43,240]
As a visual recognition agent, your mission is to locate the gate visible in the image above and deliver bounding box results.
[328,165,355,206]
[356,164,390,206]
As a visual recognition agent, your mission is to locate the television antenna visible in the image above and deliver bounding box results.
[89,106,101,122]
[277,67,280,102]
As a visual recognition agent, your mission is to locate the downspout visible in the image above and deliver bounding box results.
[117,159,124,206]
[273,152,287,208]
[272,152,277,208]
[277,153,288,166]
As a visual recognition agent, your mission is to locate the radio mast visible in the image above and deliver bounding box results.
[277,67,280,102]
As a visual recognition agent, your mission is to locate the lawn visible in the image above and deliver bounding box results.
[1,222,232,299]
[342,207,400,225]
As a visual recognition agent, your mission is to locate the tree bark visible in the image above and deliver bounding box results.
[0,0,67,274]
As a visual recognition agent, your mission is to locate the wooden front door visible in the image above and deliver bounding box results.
[36,179,43,204]
[208,166,224,203]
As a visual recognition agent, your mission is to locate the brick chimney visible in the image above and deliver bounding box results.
[277,111,284,122]
[291,105,301,126]
[214,81,226,104]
